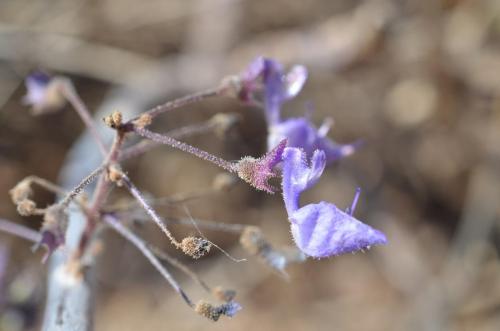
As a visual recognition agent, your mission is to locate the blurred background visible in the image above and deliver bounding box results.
[1,0,500,330]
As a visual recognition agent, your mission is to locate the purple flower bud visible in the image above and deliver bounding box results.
[23,71,65,114]
[281,147,387,258]
[238,57,307,125]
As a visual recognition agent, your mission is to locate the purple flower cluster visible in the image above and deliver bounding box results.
[238,57,359,164]
[236,57,387,258]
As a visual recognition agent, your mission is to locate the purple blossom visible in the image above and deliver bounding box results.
[23,71,65,114]
[268,117,361,165]
[281,147,387,258]
[239,57,358,164]
[238,57,307,125]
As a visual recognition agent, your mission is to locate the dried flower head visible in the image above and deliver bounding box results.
[194,300,242,321]
[239,226,305,275]
[235,139,287,193]
[103,111,123,129]
[180,236,211,259]
[281,147,387,258]
[23,71,65,114]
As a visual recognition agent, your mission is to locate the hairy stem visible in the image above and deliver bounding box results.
[59,80,107,157]
[133,127,236,172]
[126,87,223,125]
[58,166,105,208]
[120,120,218,161]
[120,174,181,247]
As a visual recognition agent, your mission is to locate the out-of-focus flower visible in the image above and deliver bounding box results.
[268,116,361,164]
[236,57,307,123]
[235,57,358,164]
[281,147,387,258]
[23,71,65,115]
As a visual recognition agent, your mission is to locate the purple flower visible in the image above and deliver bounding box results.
[238,57,307,125]
[268,116,360,165]
[239,57,358,164]
[281,147,387,258]
[23,71,65,114]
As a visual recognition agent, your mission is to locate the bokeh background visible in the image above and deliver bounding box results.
[1,0,500,330]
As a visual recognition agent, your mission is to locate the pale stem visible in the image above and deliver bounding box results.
[133,127,236,173]
[0,218,41,243]
[119,174,181,247]
[59,80,108,156]
[103,215,193,307]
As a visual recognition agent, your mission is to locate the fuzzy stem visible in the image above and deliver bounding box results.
[58,165,105,208]
[120,174,182,247]
[125,87,223,125]
[120,120,218,162]
[74,132,125,260]
[59,80,108,157]
[0,218,41,243]
[133,127,236,173]
[103,215,193,307]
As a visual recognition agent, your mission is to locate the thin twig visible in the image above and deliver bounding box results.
[132,127,236,172]
[126,87,223,125]
[103,215,194,307]
[120,174,181,247]
[0,218,41,243]
[148,245,211,293]
[74,132,125,260]
[58,165,105,208]
[120,119,218,162]
[59,80,108,157]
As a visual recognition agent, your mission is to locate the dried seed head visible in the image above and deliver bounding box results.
[17,199,37,216]
[133,113,152,129]
[194,300,242,321]
[107,164,123,185]
[181,237,211,259]
[9,179,33,204]
[103,111,123,129]
[240,226,304,276]
[212,286,236,302]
